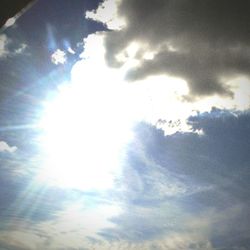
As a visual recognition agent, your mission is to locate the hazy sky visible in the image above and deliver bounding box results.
[0,1,250,249]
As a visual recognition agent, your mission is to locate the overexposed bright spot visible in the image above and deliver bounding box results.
[51,49,67,65]
[39,82,133,190]
[39,39,136,190]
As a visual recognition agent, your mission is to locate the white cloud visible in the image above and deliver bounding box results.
[0,141,17,153]
[85,0,125,30]
[51,49,67,65]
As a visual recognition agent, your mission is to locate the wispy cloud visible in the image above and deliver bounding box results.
[0,34,10,58]
[0,34,28,58]
[0,140,17,153]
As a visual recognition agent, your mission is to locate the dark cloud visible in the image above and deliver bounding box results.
[101,0,250,98]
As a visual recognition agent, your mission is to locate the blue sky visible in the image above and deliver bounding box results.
[0,0,250,249]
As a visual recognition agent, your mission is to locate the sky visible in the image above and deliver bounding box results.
[0,0,250,249]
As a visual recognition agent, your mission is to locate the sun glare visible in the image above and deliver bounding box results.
[37,34,194,190]
[38,60,135,191]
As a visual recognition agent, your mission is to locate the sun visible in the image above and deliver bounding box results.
[36,33,192,191]
[37,59,134,191]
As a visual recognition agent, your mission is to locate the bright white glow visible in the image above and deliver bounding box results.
[38,55,135,190]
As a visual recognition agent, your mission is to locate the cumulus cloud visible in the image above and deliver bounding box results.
[0,141,17,153]
[87,0,250,100]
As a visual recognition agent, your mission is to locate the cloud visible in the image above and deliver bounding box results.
[0,34,28,58]
[93,109,250,249]
[0,229,44,250]
[90,232,214,250]
[74,33,249,135]
[86,0,125,30]
[0,108,249,249]
[87,0,250,100]
[1,3,248,249]
[14,43,27,54]
[0,196,122,250]
[0,229,213,250]
[51,49,67,65]
[82,2,250,135]
[0,141,17,153]
[0,34,10,58]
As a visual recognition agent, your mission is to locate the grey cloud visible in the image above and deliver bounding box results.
[125,45,250,98]
[101,0,250,98]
